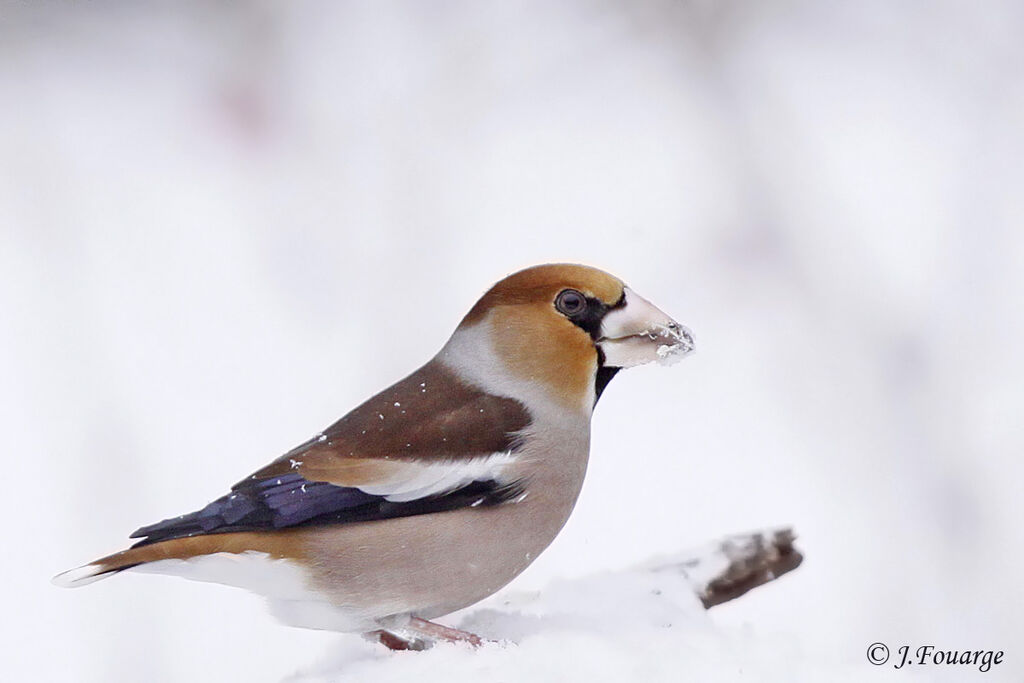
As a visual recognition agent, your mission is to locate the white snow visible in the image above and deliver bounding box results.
[286,554,893,683]
[655,344,685,365]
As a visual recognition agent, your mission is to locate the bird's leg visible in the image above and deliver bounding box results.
[404,616,488,647]
[368,615,490,650]
[365,629,431,651]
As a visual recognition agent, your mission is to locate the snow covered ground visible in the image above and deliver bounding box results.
[2,1,1023,681]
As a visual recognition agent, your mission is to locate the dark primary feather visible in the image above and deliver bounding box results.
[129,473,525,548]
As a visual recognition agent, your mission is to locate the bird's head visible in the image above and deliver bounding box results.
[441,264,693,414]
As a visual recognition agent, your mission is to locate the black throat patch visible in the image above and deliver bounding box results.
[563,292,626,405]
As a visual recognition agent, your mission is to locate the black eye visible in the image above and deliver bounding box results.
[555,289,587,316]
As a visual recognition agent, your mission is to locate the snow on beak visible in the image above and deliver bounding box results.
[598,288,694,368]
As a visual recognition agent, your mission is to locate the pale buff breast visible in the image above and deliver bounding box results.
[300,420,591,624]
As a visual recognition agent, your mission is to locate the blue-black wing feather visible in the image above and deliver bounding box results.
[129,472,523,548]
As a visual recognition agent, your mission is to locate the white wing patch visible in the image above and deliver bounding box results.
[355,452,518,503]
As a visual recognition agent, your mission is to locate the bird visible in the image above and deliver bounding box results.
[54,263,694,649]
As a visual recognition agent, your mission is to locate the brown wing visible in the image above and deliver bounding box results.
[128,359,531,546]
[252,358,531,484]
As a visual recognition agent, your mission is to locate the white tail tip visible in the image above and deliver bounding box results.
[52,563,112,588]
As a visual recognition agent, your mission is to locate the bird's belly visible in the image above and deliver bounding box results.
[302,487,579,625]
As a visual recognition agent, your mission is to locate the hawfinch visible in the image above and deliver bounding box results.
[55,263,694,648]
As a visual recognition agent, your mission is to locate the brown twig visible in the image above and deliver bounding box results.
[657,527,803,609]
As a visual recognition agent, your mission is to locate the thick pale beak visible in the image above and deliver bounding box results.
[598,288,694,368]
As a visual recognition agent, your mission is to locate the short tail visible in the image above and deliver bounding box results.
[51,562,130,588]
[52,530,301,588]
[52,546,144,588]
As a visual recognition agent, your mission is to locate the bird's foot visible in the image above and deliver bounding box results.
[365,629,431,651]
[367,616,490,651]
[406,616,488,647]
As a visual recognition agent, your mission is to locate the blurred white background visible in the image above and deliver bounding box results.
[2,1,1022,680]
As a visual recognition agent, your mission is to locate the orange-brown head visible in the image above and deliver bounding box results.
[445,264,693,412]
